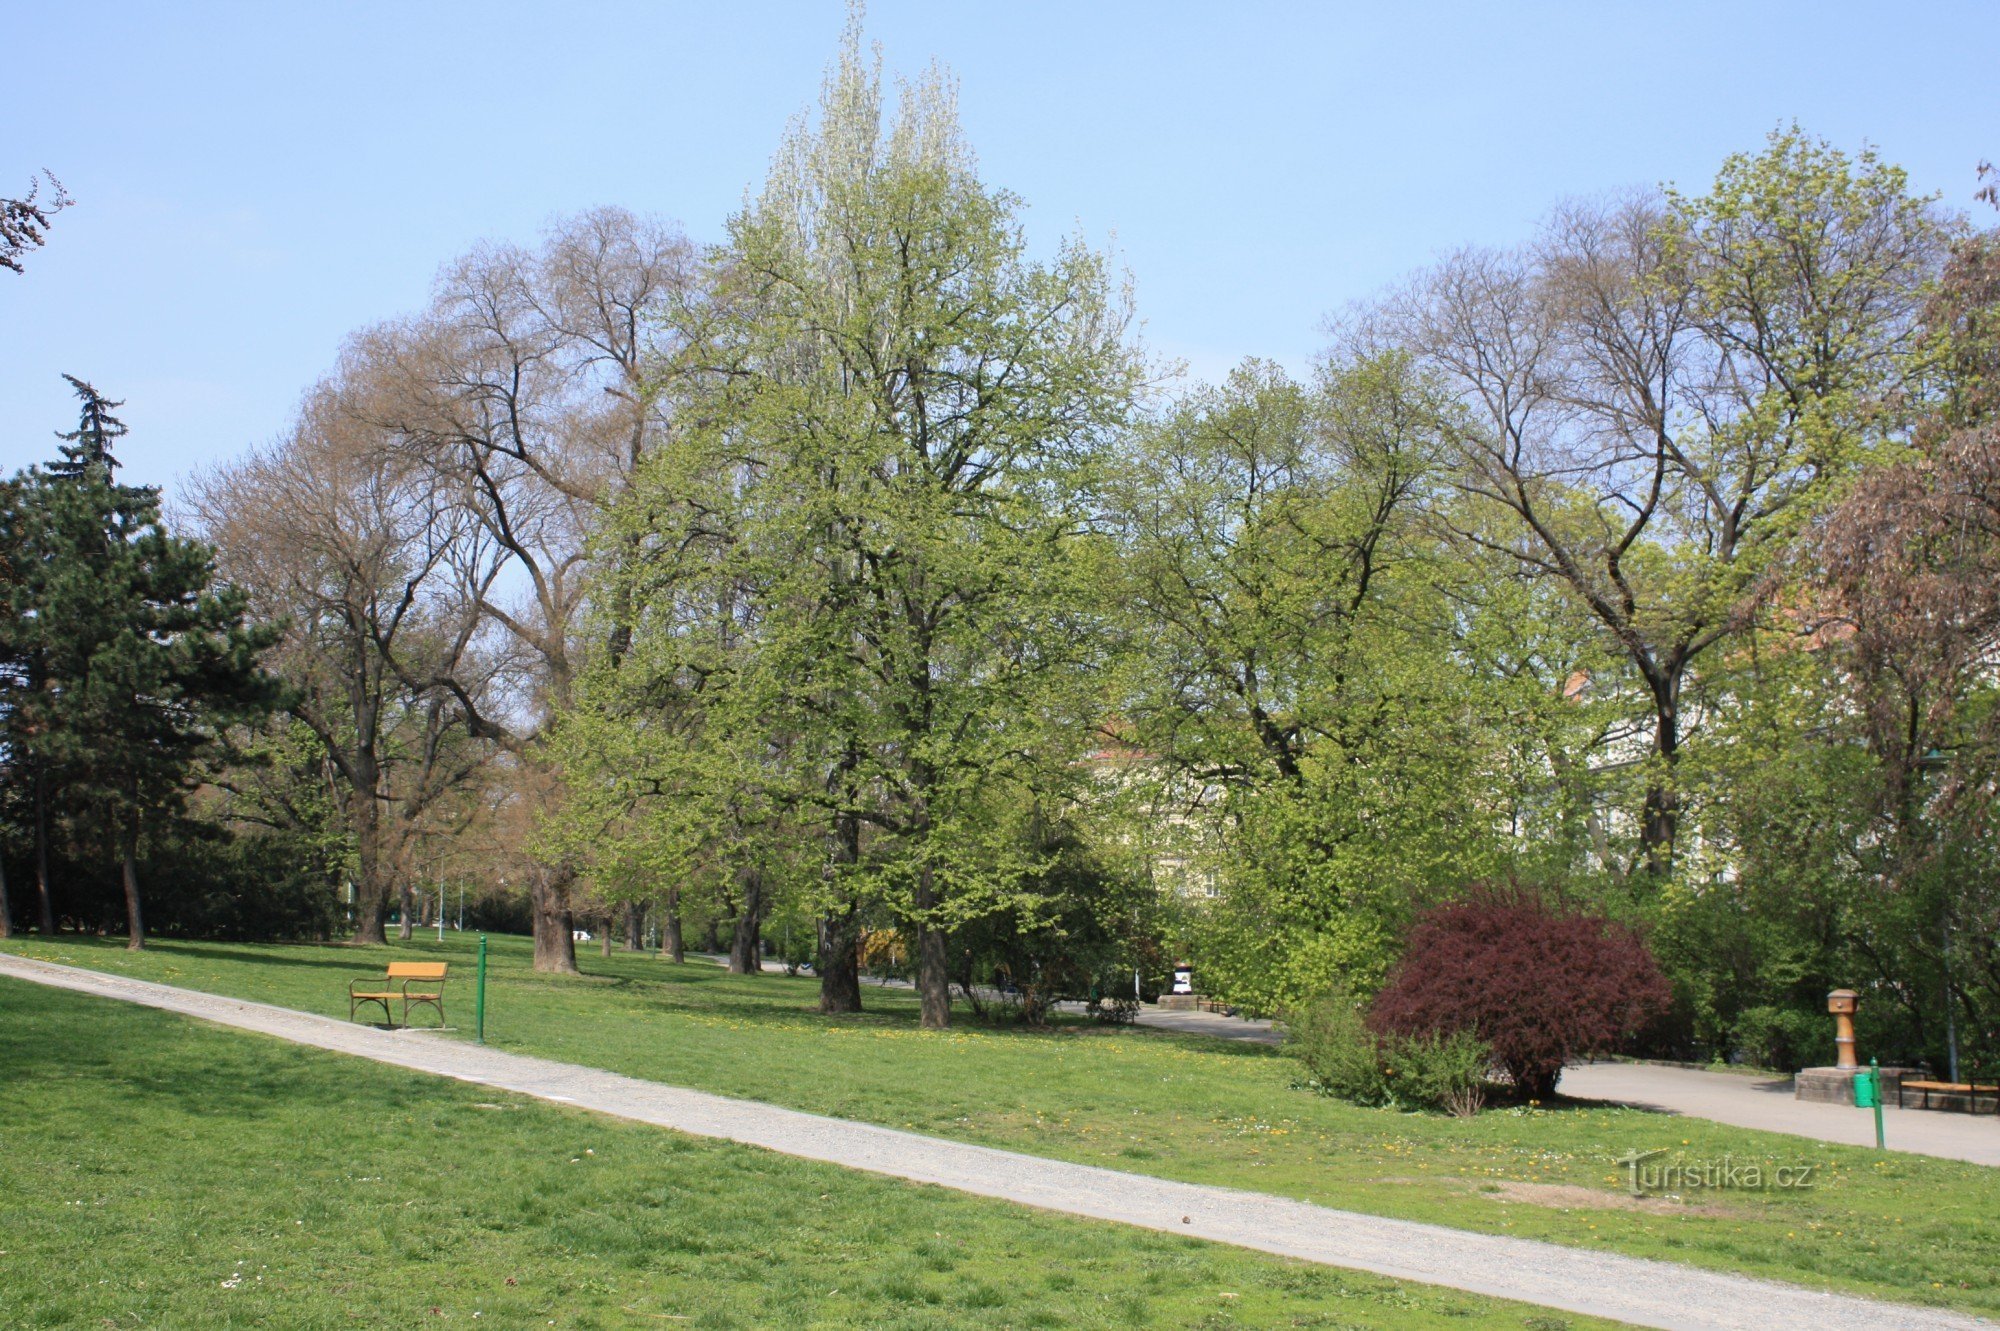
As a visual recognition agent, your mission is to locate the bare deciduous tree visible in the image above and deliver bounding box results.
[1382,132,1948,872]
[1,171,69,275]
[343,208,702,970]
[189,388,509,943]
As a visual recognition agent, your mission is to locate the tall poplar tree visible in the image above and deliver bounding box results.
[584,17,1142,1024]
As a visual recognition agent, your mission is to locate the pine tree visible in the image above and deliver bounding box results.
[0,470,62,936]
[46,374,128,479]
[0,475,27,937]
[8,378,281,946]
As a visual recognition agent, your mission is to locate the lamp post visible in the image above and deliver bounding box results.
[475,934,488,1044]
[1942,903,1962,1084]
[1913,747,1962,1083]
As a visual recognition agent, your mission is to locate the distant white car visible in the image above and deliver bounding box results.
[572,929,592,942]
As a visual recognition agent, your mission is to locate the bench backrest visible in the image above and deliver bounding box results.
[386,962,449,980]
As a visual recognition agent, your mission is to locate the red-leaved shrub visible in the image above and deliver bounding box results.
[1368,881,1671,1099]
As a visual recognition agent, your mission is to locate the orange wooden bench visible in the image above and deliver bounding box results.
[349,962,449,1028]
[1898,1078,1998,1112]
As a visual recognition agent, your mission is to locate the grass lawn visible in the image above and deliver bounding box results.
[6,933,1995,1319]
[0,977,1621,1331]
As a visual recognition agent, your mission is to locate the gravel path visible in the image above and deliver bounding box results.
[1562,1062,2000,1168]
[1123,1004,1281,1042]
[1105,1008,2000,1167]
[0,952,1983,1331]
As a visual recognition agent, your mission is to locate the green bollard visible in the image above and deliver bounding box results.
[1871,1057,1885,1150]
[475,934,488,1045]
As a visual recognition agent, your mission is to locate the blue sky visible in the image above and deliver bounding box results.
[4,2,1994,497]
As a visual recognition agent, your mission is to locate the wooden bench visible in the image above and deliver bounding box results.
[1897,1079,1998,1112]
[349,962,449,1028]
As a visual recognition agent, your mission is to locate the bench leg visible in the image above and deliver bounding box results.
[351,996,393,1027]
[400,996,445,1029]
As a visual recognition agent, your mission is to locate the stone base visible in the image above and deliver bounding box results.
[1156,994,1202,1011]
[1794,1065,1916,1105]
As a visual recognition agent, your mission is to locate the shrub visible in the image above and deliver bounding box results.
[1369,880,1671,1099]
[1732,1005,1829,1071]
[1085,994,1140,1025]
[952,818,1161,1026]
[1385,1029,1491,1117]
[1286,994,1391,1104]
[1285,993,1490,1115]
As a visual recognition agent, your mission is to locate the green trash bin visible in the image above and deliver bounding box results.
[1854,1058,1885,1149]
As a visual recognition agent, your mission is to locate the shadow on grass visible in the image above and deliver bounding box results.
[10,933,1281,1059]
[152,940,369,971]
[14,935,368,973]
[0,979,389,1121]
[576,981,1287,1058]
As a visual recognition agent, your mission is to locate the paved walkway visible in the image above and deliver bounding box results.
[0,953,1984,1331]
[690,954,1287,1045]
[1125,1004,1280,1042]
[1091,1000,2000,1168]
[1562,1062,2000,1167]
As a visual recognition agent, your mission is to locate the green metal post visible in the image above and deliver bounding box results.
[1871,1057,1885,1149]
[475,934,488,1045]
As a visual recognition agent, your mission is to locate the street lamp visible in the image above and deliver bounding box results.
[1914,747,1961,1083]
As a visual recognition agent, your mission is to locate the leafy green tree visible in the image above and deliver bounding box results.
[574,19,1142,1025]
[8,378,279,947]
[1793,203,2000,1081]
[949,789,1160,1025]
[1113,355,1507,1010]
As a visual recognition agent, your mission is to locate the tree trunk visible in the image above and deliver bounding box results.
[397,878,415,941]
[818,906,863,1013]
[531,867,579,974]
[728,865,764,975]
[600,919,613,958]
[120,834,144,951]
[1639,670,1683,875]
[913,861,950,1028]
[32,769,57,935]
[348,781,388,945]
[0,844,14,939]
[701,915,721,955]
[955,948,986,1020]
[623,901,642,951]
[660,888,685,963]
[818,800,863,1013]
